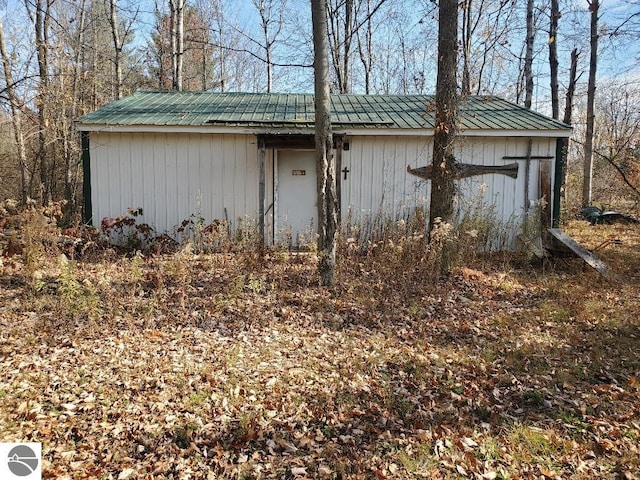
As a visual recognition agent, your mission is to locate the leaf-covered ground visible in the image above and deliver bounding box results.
[0,221,639,479]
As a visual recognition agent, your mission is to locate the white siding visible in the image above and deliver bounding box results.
[89,131,557,249]
[341,135,557,244]
[341,135,432,224]
[90,132,259,235]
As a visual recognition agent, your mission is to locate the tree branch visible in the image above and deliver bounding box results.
[572,138,640,199]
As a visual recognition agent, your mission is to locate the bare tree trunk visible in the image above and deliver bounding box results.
[583,0,599,207]
[265,35,273,92]
[327,0,354,93]
[549,0,560,119]
[0,20,29,205]
[341,0,353,93]
[92,13,99,109]
[170,0,177,88]
[254,0,287,93]
[169,0,184,90]
[461,0,472,95]
[327,1,345,92]
[107,0,122,99]
[176,0,184,90]
[562,48,579,205]
[30,0,53,204]
[214,1,226,91]
[356,0,373,94]
[312,0,338,286]
[429,0,458,276]
[524,0,534,109]
[66,0,88,217]
[563,49,579,126]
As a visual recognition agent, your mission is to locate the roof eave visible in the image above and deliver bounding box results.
[76,123,573,138]
[340,127,572,138]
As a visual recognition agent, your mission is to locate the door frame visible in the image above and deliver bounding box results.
[274,148,316,246]
[256,133,344,246]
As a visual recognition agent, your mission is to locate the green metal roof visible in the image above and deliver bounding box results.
[77,90,571,133]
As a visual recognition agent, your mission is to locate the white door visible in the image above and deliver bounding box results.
[277,150,317,246]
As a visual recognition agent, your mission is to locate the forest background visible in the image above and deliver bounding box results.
[0,0,639,223]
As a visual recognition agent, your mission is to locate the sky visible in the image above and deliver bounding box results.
[0,0,639,98]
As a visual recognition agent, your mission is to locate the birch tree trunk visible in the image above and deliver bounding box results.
[311,0,338,286]
[583,0,599,207]
[176,0,184,90]
[169,0,184,90]
[429,0,458,276]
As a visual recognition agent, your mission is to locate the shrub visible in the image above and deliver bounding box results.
[101,207,156,253]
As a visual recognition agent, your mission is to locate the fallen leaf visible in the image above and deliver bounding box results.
[291,466,307,476]
[117,468,135,480]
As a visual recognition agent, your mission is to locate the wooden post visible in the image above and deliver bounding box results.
[82,132,92,225]
[552,138,565,227]
[258,138,266,248]
[539,159,552,246]
[334,135,343,222]
[524,139,532,219]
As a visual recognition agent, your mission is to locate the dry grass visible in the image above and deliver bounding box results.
[0,217,638,479]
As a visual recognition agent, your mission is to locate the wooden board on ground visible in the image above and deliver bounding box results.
[548,228,612,278]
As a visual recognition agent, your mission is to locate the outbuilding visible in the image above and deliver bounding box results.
[76,91,571,248]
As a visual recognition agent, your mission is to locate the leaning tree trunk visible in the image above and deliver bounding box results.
[564,49,579,127]
[583,0,599,207]
[429,0,458,276]
[312,0,339,286]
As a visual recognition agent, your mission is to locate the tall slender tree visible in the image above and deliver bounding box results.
[107,0,123,99]
[549,0,560,119]
[355,0,373,93]
[150,5,216,90]
[460,0,473,95]
[524,0,535,109]
[28,0,55,203]
[0,19,28,205]
[326,0,354,92]
[459,0,517,96]
[169,0,185,90]
[311,0,338,286]
[583,0,599,207]
[253,0,287,92]
[429,0,458,275]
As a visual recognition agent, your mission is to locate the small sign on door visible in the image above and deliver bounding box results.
[292,169,306,176]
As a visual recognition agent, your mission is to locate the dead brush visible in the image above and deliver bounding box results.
[8,200,65,285]
[337,208,439,297]
[57,256,102,323]
[337,202,518,300]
